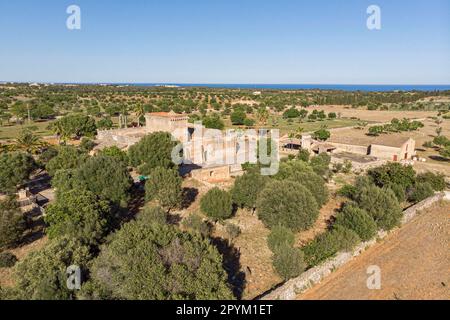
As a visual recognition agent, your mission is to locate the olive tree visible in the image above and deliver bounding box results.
[128,132,178,175]
[200,188,233,221]
[0,152,36,193]
[145,167,183,211]
[83,219,234,300]
[256,180,319,231]
[0,197,26,249]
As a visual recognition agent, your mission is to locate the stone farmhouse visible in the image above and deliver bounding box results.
[281,133,415,162]
[96,112,258,181]
[280,132,416,171]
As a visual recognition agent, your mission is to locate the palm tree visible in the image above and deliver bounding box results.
[257,107,269,125]
[133,104,145,127]
[13,130,47,154]
[294,127,304,139]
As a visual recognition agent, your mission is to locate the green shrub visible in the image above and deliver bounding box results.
[272,244,306,280]
[0,152,36,193]
[385,183,406,203]
[46,146,87,177]
[335,205,377,241]
[225,223,241,241]
[79,138,96,153]
[267,226,295,252]
[182,214,212,237]
[408,182,434,203]
[310,153,331,177]
[368,163,416,190]
[137,206,167,225]
[297,148,310,162]
[14,238,92,300]
[337,184,357,199]
[257,180,319,232]
[75,155,133,206]
[303,226,360,267]
[145,167,183,210]
[355,185,403,231]
[0,252,18,268]
[231,172,268,210]
[289,171,329,206]
[85,219,233,300]
[0,197,25,250]
[416,172,446,191]
[200,188,233,221]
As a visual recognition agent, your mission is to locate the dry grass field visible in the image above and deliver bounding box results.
[298,201,450,300]
[308,105,439,123]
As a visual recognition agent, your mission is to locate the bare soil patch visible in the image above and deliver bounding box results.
[298,201,450,300]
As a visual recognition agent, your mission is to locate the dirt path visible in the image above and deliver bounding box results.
[298,201,450,300]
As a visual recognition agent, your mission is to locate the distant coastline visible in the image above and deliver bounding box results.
[2,82,450,92]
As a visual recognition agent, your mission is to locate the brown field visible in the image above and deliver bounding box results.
[298,201,450,300]
[308,105,439,122]
[328,118,450,176]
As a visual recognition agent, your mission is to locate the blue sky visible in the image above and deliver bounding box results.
[0,0,449,84]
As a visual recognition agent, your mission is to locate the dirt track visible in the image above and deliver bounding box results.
[298,201,450,300]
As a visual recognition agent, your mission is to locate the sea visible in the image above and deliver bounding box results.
[117,83,450,92]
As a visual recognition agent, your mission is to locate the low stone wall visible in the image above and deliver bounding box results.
[97,127,145,139]
[260,192,446,300]
[190,165,231,182]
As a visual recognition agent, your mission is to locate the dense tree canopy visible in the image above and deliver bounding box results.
[368,162,416,190]
[49,114,97,140]
[46,146,88,177]
[44,190,111,245]
[75,155,133,206]
[0,152,36,193]
[231,172,268,210]
[203,113,225,130]
[145,167,182,210]
[128,132,178,175]
[0,197,25,249]
[12,238,92,300]
[83,218,233,300]
[275,160,329,206]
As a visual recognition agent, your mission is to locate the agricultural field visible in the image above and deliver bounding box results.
[298,201,450,300]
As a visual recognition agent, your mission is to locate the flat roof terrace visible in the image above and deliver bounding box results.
[332,152,379,164]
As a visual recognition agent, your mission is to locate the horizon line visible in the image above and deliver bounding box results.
[2,81,450,86]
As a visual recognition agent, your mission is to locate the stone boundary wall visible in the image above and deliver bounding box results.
[260,192,446,300]
[97,127,145,140]
[330,156,387,172]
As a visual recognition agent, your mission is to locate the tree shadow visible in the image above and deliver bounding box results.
[114,183,146,226]
[181,187,199,209]
[211,237,246,299]
[22,207,46,244]
[429,155,450,162]
[167,213,182,226]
